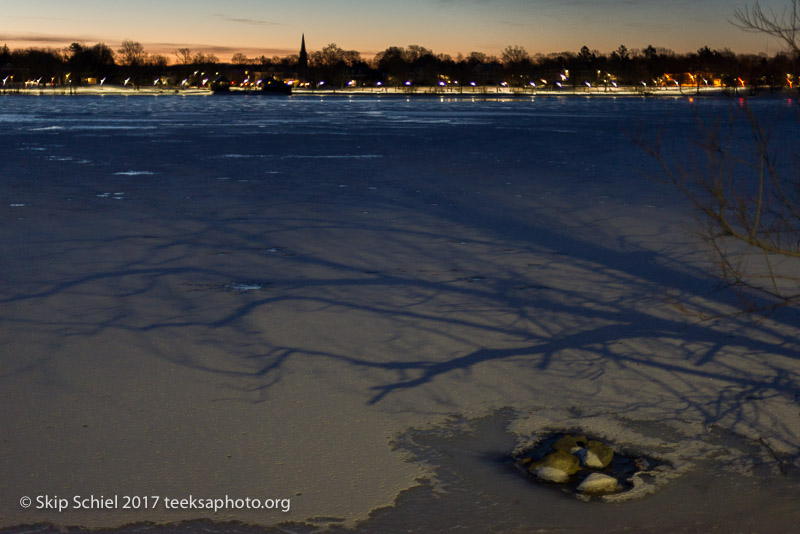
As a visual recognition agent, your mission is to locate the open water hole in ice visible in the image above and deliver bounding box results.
[11,412,798,534]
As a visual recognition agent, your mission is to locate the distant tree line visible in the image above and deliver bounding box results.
[1,40,797,90]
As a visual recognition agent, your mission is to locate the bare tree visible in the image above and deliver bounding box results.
[645,108,800,313]
[230,52,249,65]
[648,0,800,314]
[148,54,168,68]
[118,40,146,67]
[311,43,345,67]
[192,52,218,65]
[501,45,531,66]
[732,0,800,54]
[175,48,192,65]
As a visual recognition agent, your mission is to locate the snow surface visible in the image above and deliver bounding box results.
[1,94,798,531]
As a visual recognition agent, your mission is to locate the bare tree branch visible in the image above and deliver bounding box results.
[732,0,800,55]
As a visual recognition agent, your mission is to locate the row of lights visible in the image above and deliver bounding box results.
[8,71,795,90]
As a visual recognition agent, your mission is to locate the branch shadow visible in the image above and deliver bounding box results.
[2,95,799,456]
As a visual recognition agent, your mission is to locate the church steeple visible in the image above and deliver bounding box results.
[298,34,308,71]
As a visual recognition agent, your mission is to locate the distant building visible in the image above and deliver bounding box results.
[210,75,231,93]
[298,34,308,72]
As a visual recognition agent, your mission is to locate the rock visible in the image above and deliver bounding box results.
[577,448,606,469]
[635,457,651,470]
[553,435,586,453]
[586,440,614,468]
[577,473,619,494]
[535,466,570,483]
[540,449,580,475]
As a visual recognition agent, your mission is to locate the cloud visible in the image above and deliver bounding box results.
[216,14,281,26]
[0,34,296,60]
[0,33,104,46]
[150,41,293,56]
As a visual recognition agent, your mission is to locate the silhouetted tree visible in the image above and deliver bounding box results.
[12,47,65,82]
[192,52,218,65]
[175,48,192,65]
[375,46,410,84]
[67,42,115,83]
[405,44,433,63]
[118,40,146,67]
[231,53,249,65]
[310,43,352,86]
[501,45,532,85]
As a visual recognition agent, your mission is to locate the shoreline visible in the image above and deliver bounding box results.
[0,84,772,99]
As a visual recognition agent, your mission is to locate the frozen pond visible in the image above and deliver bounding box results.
[1,93,798,533]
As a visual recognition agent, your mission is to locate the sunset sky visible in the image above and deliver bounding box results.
[0,0,789,61]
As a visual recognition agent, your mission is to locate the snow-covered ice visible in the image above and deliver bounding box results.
[1,94,798,532]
